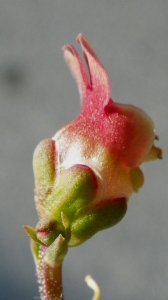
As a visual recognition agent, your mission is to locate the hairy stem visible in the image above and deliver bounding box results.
[37,245,64,300]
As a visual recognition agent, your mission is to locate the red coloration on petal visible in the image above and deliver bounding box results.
[63,43,90,99]
[63,34,110,113]
[76,34,111,110]
[53,34,161,204]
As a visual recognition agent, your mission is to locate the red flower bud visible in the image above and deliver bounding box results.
[25,34,162,247]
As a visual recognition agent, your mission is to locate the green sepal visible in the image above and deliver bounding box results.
[69,198,127,246]
[61,212,71,243]
[23,225,45,245]
[30,239,40,266]
[35,218,65,246]
[43,164,98,224]
[44,234,68,267]
[33,139,56,196]
[130,167,144,193]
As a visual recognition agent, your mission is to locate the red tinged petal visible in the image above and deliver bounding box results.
[63,34,110,115]
[63,44,90,99]
[55,34,160,183]
[76,33,111,111]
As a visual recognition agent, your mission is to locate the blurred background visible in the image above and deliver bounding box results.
[0,1,167,299]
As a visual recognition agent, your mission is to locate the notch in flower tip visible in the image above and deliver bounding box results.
[63,33,110,112]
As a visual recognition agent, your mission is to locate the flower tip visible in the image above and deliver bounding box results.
[155,135,159,141]
[155,147,163,159]
[63,46,75,66]
[76,33,86,45]
[76,33,96,60]
[146,145,163,161]
[62,44,74,55]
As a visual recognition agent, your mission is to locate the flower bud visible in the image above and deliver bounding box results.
[25,34,162,247]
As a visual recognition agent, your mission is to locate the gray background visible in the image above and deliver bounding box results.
[0,1,167,299]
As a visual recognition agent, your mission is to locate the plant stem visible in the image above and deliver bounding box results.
[37,245,64,300]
